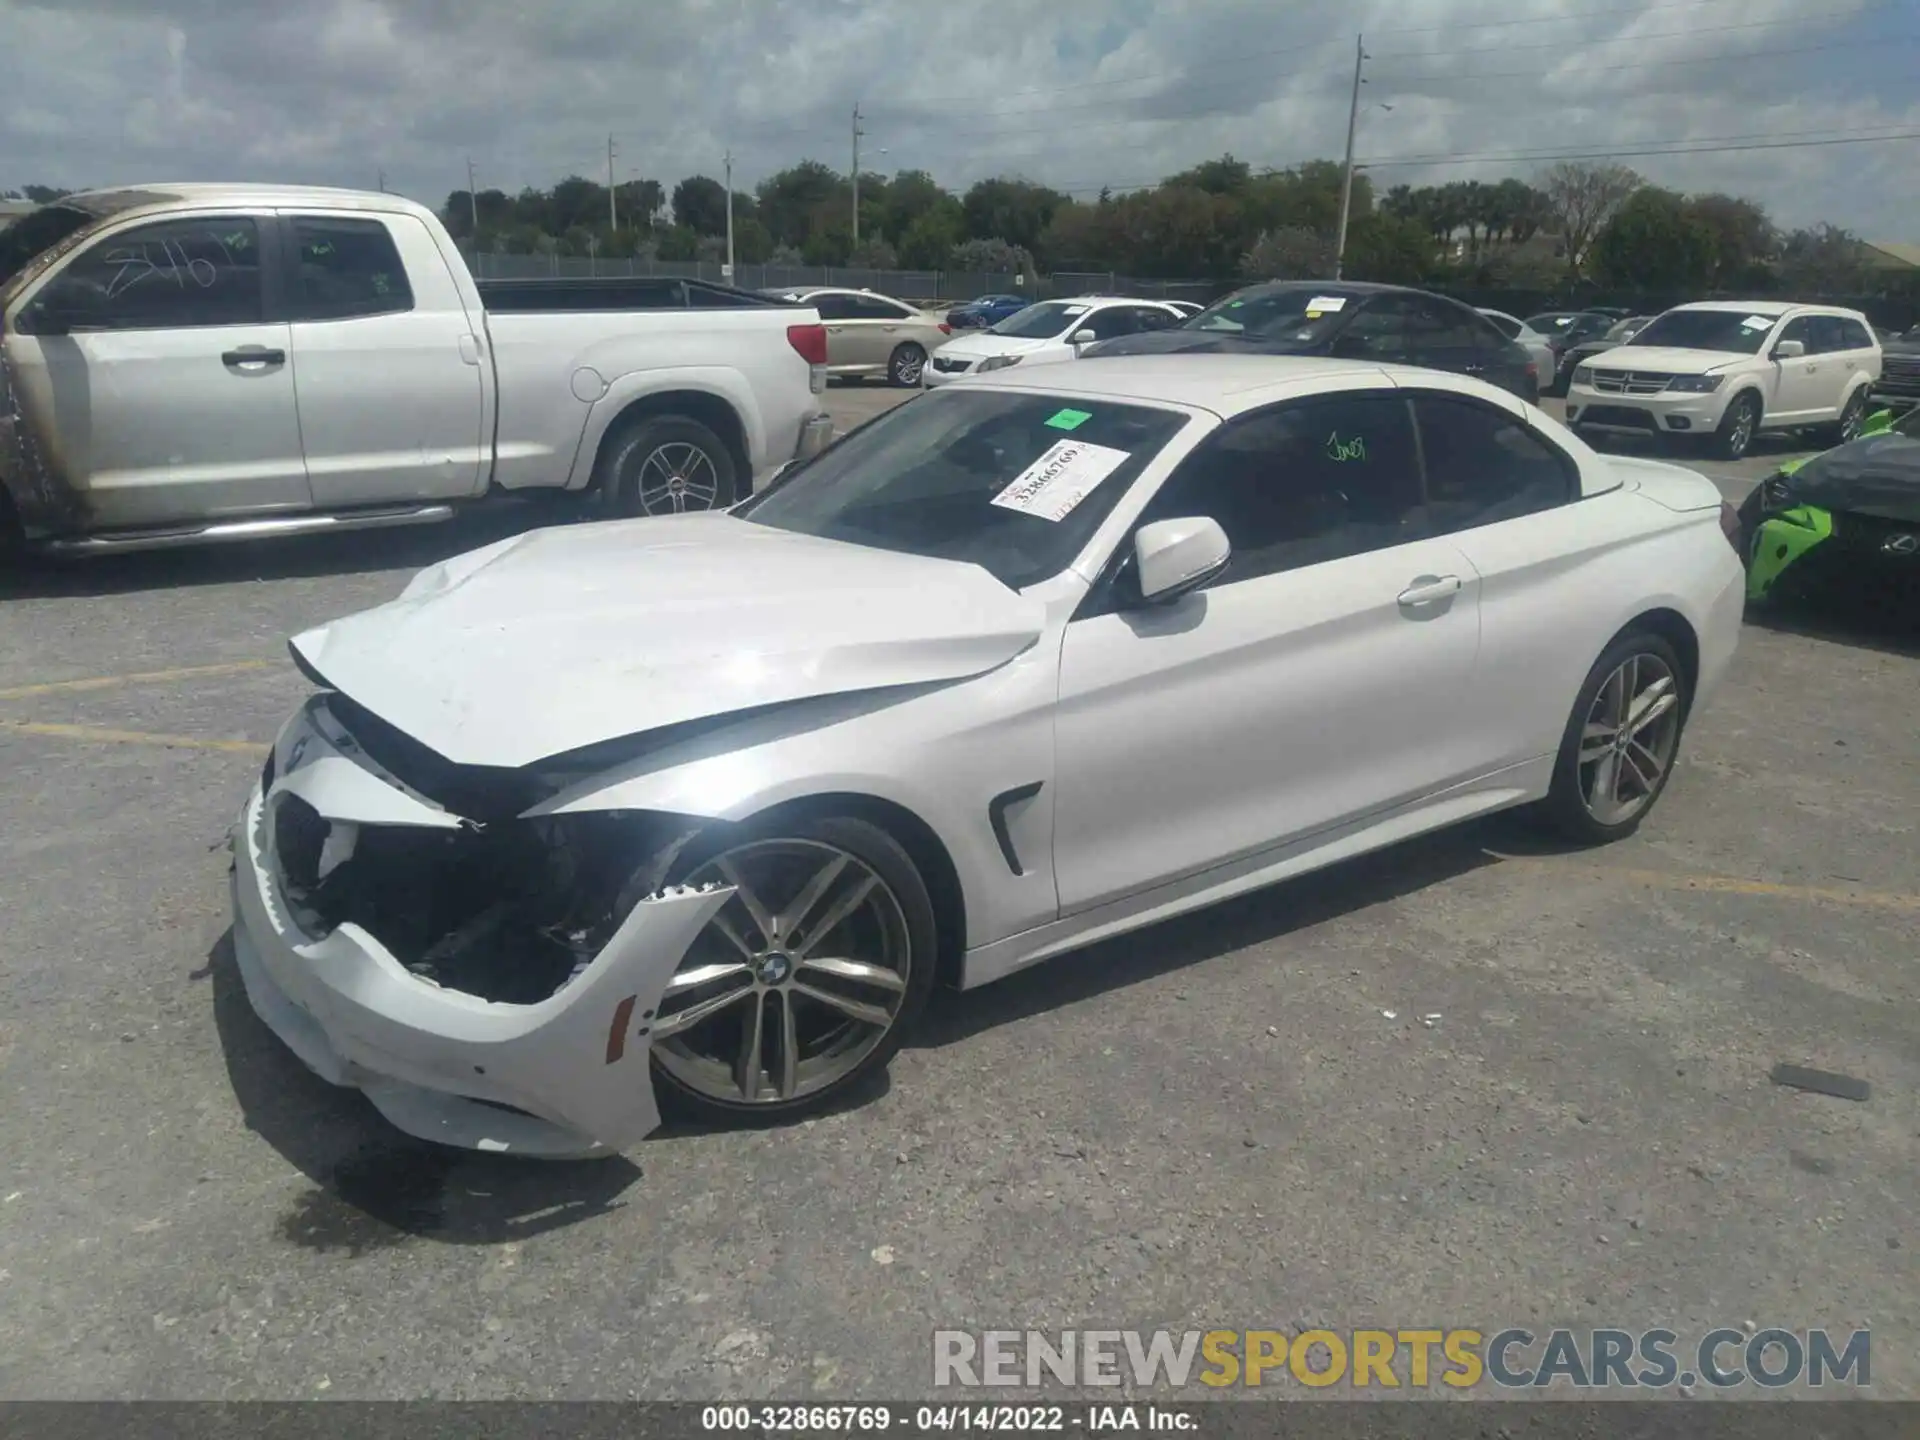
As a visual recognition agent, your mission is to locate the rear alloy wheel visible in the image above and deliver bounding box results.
[645,814,936,1124]
[1537,632,1690,844]
[1714,392,1761,461]
[889,343,928,388]
[598,414,738,517]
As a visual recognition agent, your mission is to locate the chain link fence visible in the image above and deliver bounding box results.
[463,252,1231,306]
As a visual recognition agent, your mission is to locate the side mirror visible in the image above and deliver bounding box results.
[1772,339,1805,360]
[1134,517,1230,605]
[1070,329,1098,348]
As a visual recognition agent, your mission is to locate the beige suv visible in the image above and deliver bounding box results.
[774,288,952,386]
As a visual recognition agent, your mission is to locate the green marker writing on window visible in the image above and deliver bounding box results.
[1325,431,1366,462]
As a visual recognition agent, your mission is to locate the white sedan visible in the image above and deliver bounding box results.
[232,357,1746,1155]
[924,296,1188,385]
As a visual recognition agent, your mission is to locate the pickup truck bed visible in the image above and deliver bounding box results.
[0,185,832,554]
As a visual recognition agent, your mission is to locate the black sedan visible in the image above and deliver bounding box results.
[1553,314,1657,388]
[1082,281,1540,402]
[1524,311,1622,395]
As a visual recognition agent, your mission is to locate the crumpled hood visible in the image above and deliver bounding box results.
[1583,345,1751,374]
[290,515,1045,769]
[1775,430,1920,524]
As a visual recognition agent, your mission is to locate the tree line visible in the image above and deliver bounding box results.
[437,156,1901,297]
[8,163,1897,297]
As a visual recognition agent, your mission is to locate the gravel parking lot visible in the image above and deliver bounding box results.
[0,385,1915,1401]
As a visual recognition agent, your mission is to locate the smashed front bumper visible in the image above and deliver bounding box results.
[230,699,731,1156]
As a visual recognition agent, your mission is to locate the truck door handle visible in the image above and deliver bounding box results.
[222,346,284,368]
[1398,575,1462,607]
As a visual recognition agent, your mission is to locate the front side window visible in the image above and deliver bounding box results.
[34,216,262,331]
[1128,393,1424,586]
[1333,296,1414,359]
[1413,394,1575,534]
[291,216,413,320]
[737,388,1190,589]
[1406,299,1487,360]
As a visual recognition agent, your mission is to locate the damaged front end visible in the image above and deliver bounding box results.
[232,694,731,1155]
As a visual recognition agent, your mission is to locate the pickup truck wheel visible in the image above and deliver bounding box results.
[1714,392,1761,460]
[888,343,927,388]
[598,415,738,517]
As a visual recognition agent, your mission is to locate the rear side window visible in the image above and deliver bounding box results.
[34,216,263,331]
[810,293,858,321]
[1413,394,1575,533]
[291,217,413,320]
[1482,312,1521,340]
[847,294,915,321]
[1838,318,1874,351]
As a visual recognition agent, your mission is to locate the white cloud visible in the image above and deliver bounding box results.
[0,0,1913,237]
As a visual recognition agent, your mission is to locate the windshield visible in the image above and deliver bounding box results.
[1182,287,1353,345]
[987,301,1092,339]
[1608,317,1651,339]
[1629,310,1776,354]
[736,388,1190,588]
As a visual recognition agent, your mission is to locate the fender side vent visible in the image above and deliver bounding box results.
[988,782,1045,877]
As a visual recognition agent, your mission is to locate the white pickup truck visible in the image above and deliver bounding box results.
[0,184,833,553]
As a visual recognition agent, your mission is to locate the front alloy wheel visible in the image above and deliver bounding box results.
[1716,393,1759,460]
[648,816,936,1122]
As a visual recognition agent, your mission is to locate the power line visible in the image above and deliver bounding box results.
[727,31,1916,163]
[854,0,1796,113]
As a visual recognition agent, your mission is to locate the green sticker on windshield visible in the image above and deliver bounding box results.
[1326,431,1366,462]
[1046,408,1093,431]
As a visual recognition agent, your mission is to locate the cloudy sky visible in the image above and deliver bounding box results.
[2,0,1916,238]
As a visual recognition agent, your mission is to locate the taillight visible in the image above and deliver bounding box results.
[786,323,828,366]
[1718,501,1743,552]
[938,322,952,335]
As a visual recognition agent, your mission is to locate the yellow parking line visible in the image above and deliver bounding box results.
[1501,856,1920,912]
[0,720,268,756]
[0,660,273,701]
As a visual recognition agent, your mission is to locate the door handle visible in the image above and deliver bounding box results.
[222,346,284,367]
[1398,575,1462,607]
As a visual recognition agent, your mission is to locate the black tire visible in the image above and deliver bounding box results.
[595,413,738,518]
[1714,391,1762,461]
[1825,389,1867,447]
[888,343,928,388]
[1535,630,1691,846]
[643,811,938,1127]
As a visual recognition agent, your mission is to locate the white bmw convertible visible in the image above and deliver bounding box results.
[233,356,1746,1155]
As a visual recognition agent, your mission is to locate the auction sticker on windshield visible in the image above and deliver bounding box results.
[1742,315,1774,330]
[1306,296,1348,314]
[992,439,1132,522]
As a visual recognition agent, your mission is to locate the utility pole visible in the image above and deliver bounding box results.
[377,169,387,193]
[1333,34,1367,280]
[724,148,736,277]
[607,134,619,232]
[851,103,864,247]
[466,157,480,235]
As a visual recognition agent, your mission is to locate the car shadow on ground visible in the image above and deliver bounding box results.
[1579,427,1813,462]
[0,498,591,601]
[1747,596,1920,659]
[205,930,644,1251]
[914,813,1551,1050]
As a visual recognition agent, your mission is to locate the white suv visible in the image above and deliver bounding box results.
[1565,302,1881,459]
